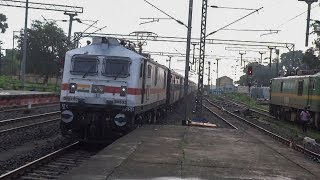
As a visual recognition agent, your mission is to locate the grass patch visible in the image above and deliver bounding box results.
[270,119,320,140]
[224,93,268,110]
[0,76,60,92]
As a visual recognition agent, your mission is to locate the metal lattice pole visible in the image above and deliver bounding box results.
[196,0,208,116]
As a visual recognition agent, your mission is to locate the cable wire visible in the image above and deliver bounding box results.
[143,0,188,28]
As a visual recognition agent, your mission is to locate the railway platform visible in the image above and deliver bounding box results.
[0,90,58,108]
[61,125,320,180]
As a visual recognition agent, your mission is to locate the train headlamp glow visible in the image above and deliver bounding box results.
[120,86,127,97]
[69,83,77,93]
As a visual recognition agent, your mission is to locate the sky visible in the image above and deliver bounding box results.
[0,0,320,84]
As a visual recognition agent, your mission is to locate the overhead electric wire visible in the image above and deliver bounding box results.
[207,7,263,37]
[210,6,258,11]
[143,0,188,28]
[222,28,280,32]
[277,3,320,28]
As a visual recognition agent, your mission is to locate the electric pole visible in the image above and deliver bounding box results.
[268,46,274,68]
[64,12,77,40]
[192,43,197,70]
[21,0,28,88]
[166,56,172,69]
[298,0,318,47]
[207,61,211,86]
[275,49,280,76]
[239,52,245,66]
[216,58,220,80]
[183,0,194,125]
[259,51,265,63]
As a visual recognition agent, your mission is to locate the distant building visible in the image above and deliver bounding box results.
[216,76,235,93]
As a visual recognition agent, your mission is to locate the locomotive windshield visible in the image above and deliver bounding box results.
[70,55,98,76]
[103,57,131,79]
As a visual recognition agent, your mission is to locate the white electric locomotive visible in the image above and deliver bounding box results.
[60,37,195,141]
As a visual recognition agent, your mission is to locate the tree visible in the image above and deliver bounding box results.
[0,49,20,75]
[17,20,72,84]
[302,48,320,69]
[236,63,276,87]
[279,50,304,76]
[0,13,8,33]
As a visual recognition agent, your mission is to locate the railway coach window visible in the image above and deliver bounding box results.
[103,57,130,78]
[155,67,158,85]
[310,79,316,90]
[140,63,143,78]
[70,56,98,76]
[298,80,304,96]
[147,65,152,78]
[280,82,283,93]
[163,72,166,89]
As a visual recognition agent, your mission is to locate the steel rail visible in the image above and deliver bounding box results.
[0,118,60,134]
[205,97,320,162]
[220,96,270,115]
[0,111,60,125]
[248,108,275,119]
[202,103,238,129]
[0,142,79,179]
[0,103,59,113]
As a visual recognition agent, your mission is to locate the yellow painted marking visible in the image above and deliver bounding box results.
[272,93,320,100]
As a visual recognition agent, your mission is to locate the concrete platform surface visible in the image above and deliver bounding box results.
[61,125,320,180]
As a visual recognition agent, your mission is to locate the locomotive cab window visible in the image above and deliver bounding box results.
[298,80,303,96]
[103,57,131,78]
[70,55,98,76]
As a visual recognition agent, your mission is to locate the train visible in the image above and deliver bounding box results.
[59,37,197,141]
[270,73,320,129]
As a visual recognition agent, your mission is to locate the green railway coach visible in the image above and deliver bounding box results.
[270,73,320,129]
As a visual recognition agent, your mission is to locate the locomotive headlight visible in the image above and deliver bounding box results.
[69,83,77,93]
[92,85,104,94]
[120,86,127,97]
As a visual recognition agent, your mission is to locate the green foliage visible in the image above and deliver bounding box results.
[0,13,8,33]
[0,49,21,75]
[302,48,320,69]
[236,63,276,86]
[17,20,72,83]
[0,76,60,92]
[237,49,320,86]
[224,93,268,110]
[280,50,304,75]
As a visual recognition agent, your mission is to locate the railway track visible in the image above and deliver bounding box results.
[0,110,61,134]
[218,96,270,114]
[0,141,97,179]
[0,138,116,179]
[0,111,60,126]
[0,118,60,135]
[202,104,238,129]
[204,97,320,163]
[0,103,59,114]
